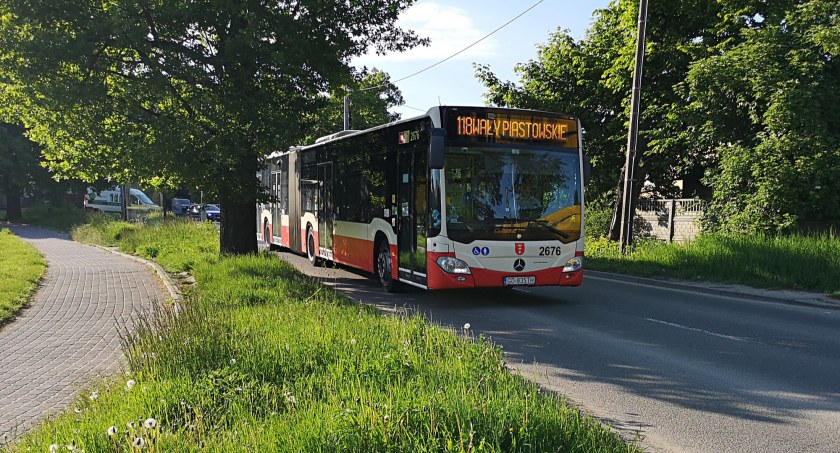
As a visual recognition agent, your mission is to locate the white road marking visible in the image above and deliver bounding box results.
[645,317,752,342]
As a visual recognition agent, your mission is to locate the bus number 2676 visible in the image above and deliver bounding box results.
[538,246,562,256]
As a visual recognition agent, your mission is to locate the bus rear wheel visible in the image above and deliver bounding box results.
[307,229,318,266]
[264,223,272,249]
[376,241,398,293]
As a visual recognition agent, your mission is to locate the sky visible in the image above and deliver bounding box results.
[353,0,611,119]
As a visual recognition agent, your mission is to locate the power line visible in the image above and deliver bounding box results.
[356,0,545,93]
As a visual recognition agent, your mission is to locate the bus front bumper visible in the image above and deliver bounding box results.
[426,252,583,290]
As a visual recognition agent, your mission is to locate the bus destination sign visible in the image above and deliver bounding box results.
[446,109,578,147]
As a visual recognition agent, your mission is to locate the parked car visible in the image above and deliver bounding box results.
[186,203,203,220]
[203,204,221,222]
[171,198,191,216]
[186,203,221,222]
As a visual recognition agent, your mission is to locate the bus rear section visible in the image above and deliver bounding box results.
[259,106,586,292]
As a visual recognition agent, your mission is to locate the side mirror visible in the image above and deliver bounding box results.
[429,128,445,170]
[583,156,593,186]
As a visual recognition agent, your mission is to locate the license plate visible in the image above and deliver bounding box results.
[503,276,535,286]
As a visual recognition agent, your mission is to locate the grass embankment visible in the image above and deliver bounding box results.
[587,233,840,297]
[0,228,46,324]
[13,218,636,452]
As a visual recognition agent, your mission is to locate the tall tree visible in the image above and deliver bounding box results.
[478,0,839,236]
[477,0,723,239]
[0,0,426,253]
[681,0,840,233]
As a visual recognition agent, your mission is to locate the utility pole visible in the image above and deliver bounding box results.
[619,0,649,254]
[121,184,129,221]
[343,87,351,131]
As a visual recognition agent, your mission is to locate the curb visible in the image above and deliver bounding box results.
[586,270,840,310]
[97,246,182,306]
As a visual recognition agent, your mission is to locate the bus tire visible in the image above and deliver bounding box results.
[263,220,273,250]
[307,227,318,266]
[375,239,399,293]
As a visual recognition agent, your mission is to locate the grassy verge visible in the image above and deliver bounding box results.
[587,233,840,297]
[13,218,636,452]
[0,228,46,324]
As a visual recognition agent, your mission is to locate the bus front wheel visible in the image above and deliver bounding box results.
[376,241,398,293]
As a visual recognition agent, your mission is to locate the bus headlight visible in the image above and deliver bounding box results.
[436,257,472,274]
[563,256,583,273]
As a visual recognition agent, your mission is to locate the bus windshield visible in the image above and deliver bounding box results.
[444,146,581,243]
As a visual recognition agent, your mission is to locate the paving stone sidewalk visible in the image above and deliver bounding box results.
[0,225,166,442]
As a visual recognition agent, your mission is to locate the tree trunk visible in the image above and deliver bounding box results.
[218,153,259,255]
[5,183,23,222]
[608,168,626,241]
[219,189,258,255]
[607,158,645,242]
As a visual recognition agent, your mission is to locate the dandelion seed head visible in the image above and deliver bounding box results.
[143,418,157,429]
[463,323,471,330]
[229,358,236,364]
[49,444,59,453]
[88,391,98,401]
[132,437,145,448]
[126,379,136,390]
[107,426,118,436]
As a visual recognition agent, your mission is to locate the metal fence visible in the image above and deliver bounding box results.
[636,198,706,243]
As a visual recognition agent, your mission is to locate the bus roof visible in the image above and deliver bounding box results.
[265,106,579,159]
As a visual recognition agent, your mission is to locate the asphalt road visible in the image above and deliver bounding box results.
[271,247,840,452]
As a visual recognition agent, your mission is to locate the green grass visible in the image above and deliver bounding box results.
[0,228,46,324]
[587,233,840,297]
[11,218,636,452]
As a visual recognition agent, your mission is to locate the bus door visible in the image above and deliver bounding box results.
[397,149,427,287]
[318,162,334,258]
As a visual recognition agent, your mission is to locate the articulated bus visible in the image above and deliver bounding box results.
[258,106,589,292]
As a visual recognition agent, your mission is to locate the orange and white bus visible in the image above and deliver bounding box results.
[258,106,589,292]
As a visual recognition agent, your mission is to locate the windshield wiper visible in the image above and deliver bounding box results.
[530,220,570,239]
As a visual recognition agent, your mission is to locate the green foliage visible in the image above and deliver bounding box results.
[19,219,638,452]
[0,0,427,253]
[584,201,614,239]
[0,228,46,324]
[476,0,840,235]
[587,233,840,294]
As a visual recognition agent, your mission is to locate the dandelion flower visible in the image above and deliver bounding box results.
[126,379,136,390]
[132,437,145,448]
[107,426,118,436]
[463,323,471,330]
[284,389,296,405]
[143,418,157,429]
[88,391,98,401]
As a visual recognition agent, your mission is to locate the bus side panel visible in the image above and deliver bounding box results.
[333,221,374,273]
[280,214,290,248]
